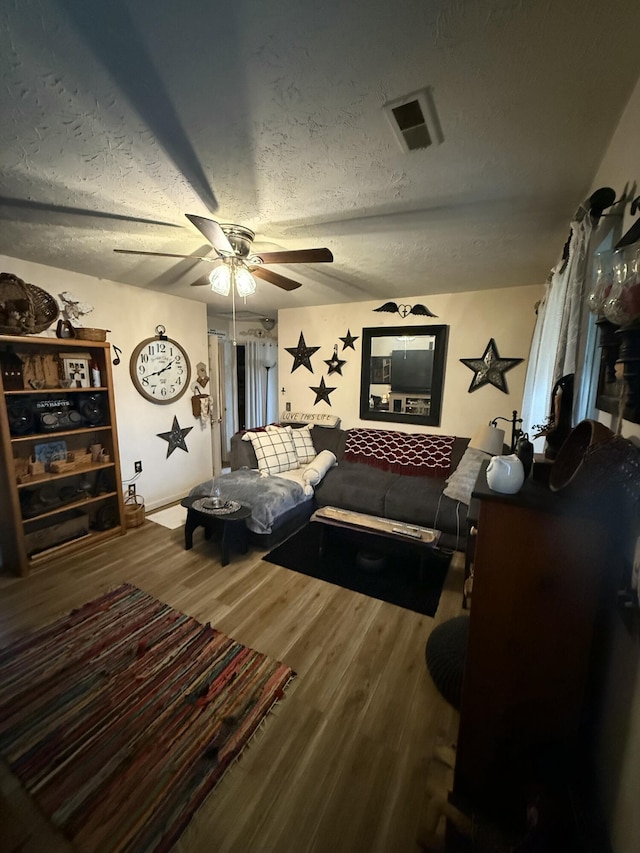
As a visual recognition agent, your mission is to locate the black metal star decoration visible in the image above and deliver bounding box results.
[339,329,359,350]
[157,415,193,458]
[460,338,523,394]
[285,332,320,373]
[324,344,346,376]
[309,376,337,406]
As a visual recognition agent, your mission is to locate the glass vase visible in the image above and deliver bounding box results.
[587,250,614,316]
[603,245,639,327]
[617,241,640,327]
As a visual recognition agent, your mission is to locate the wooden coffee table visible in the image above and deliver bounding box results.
[310,506,441,574]
[180,496,251,566]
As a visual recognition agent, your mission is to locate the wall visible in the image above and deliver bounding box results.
[584,74,640,853]
[1,256,212,511]
[278,284,544,437]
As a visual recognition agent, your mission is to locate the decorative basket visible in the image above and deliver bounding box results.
[548,419,613,493]
[75,327,109,342]
[124,494,145,528]
[0,273,59,335]
[30,284,59,332]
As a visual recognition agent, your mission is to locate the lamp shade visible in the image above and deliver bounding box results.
[209,265,231,296]
[469,424,505,456]
[235,267,257,297]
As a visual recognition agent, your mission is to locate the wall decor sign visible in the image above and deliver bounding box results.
[373,302,438,319]
[157,415,193,458]
[460,338,523,394]
[285,332,320,373]
[309,376,336,406]
[339,329,359,350]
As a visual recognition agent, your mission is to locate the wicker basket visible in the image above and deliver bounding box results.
[124,494,145,528]
[30,284,59,332]
[75,327,109,342]
[0,273,59,335]
[549,419,615,494]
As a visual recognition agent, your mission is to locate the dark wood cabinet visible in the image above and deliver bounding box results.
[453,463,609,822]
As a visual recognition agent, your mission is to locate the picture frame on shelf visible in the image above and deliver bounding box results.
[33,440,67,469]
[59,352,91,388]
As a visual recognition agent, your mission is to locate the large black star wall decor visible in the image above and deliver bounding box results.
[309,376,337,406]
[157,415,193,458]
[324,344,347,376]
[460,338,523,394]
[285,332,320,373]
[339,329,359,350]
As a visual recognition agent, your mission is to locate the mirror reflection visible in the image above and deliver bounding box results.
[360,325,448,426]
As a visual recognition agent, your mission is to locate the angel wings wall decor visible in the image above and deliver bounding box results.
[373,302,438,319]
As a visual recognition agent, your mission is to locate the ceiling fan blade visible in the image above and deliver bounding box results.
[185,214,233,254]
[190,278,211,287]
[114,248,220,262]
[252,248,333,264]
[251,267,302,291]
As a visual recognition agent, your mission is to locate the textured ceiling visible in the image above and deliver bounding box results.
[2,0,640,320]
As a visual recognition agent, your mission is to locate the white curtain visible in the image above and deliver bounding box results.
[244,339,278,428]
[521,215,593,445]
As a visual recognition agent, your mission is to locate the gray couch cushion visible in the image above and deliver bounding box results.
[230,432,259,469]
[314,461,398,517]
[384,477,467,543]
[310,425,348,459]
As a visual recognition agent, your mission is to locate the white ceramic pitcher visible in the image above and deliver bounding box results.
[486,453,525,494]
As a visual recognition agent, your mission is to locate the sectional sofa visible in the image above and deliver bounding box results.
[215,423,472,551]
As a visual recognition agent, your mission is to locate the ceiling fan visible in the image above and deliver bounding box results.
[114,214,333,292]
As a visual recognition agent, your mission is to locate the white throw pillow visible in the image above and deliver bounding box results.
[443,447,489,505]
[243,428,298,475]
[286,424,317,465]
[302,450,337,494]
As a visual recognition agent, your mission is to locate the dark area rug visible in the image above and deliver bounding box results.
[263,521,451,617]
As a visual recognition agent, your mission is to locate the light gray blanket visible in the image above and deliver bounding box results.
[189,470,311,534]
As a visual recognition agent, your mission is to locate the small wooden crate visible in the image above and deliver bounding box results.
[24,511,89,556]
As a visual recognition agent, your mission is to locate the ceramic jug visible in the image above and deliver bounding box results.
[486,453,525,494]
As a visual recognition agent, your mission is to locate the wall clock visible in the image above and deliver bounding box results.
[129,325,191,404]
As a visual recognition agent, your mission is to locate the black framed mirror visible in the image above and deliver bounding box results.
[359,325,448,426]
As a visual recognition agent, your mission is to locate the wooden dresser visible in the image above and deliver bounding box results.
[452,461,611,828]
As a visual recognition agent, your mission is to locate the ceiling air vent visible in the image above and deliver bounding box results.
[383,87,443,152]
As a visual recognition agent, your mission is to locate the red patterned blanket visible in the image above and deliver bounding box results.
[343,428,455,477]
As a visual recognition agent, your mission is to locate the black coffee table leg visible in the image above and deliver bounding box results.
[220,518,248,566]
[184,509,200,550]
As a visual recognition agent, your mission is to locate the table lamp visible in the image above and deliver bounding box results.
[469,424,505,456]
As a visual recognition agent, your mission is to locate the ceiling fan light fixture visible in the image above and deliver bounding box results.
[235,267,257,297]
[209,265,231,296]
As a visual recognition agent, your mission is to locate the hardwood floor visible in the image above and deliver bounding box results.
[0,521,464,852]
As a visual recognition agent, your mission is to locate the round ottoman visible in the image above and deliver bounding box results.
[425,615,470,711]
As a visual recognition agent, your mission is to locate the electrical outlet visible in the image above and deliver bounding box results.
[134,460,142,473]
[286,402,291,412]
[127,484,136,498]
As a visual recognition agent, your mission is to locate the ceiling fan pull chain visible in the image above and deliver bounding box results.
[231,267,237,347]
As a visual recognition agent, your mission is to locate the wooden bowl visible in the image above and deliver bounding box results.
[548,419,613,492]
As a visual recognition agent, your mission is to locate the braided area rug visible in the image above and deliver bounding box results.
[0,584,295,852]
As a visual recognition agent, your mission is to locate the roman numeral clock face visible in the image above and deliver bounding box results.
[129,332,191,404]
